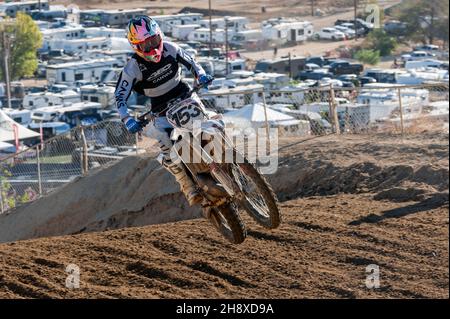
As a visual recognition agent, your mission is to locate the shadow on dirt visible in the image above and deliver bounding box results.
[349,193,449,226]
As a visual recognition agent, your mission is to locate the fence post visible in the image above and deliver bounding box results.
[135,113,139,156]
[397,87,405,138]
[261,89,271,141]
[80,126,88,175]
[329,84,341,135]
[36,147,43,195]
[0,179,4,214]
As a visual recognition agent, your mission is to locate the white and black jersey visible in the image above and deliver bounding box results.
[115,41,206,118]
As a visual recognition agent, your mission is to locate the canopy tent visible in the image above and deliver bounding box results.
[0,109,40,143]
[223,103,301,127]
[0,141,15,153]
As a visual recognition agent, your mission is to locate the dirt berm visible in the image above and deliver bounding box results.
[0,156,201,243]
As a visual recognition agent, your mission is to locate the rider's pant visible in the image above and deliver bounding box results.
[144,116,176,168]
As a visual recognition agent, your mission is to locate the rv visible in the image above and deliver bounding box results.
[23,89,81,109]
[230,29,264,49]
[79,9,147,28]
[2,108,32,126]
[31,102,103,127]
[187,28,233,44]
[171,24,201,41]
[255,56,307,78]
[252,72,291,91]
[80,85,116,109]
[46,58,120,85]
[206,84,264,111]
[262,21,314,45]
[357,84,429,121]
[213,59,247,77]
[47,37,111,55]
[153,13,203,36]
[199,17,249,34]
[84,27,125,38]
[0,0,49,17]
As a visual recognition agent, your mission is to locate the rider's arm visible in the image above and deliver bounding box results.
[114,58,143,121]
[173,43,206,79]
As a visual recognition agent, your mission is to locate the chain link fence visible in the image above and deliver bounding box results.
[0,120,147,213]
[1,83,449,213]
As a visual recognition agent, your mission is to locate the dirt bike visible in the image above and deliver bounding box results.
[138,82,280,244]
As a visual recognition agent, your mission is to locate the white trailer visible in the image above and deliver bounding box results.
[207,84,264,111]
[188,28,233,44]
[262,21,314,45]
[23,90,81,110]
[152,13,203,35]
[171,24,201,41]
[46,58,120,85]
[199,17,249,34]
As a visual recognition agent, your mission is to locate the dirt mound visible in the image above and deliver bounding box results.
[0,194,447,298]
[0,155,201,243]
[270,133,449,204]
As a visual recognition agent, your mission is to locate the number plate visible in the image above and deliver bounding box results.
[166,98,205,130]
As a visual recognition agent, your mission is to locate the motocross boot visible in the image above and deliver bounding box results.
[159,154,203,206]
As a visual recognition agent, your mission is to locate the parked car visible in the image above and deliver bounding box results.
[401,51,436,62]
[335,19,371,35]
[315,27,346,41]
[306,56,327,67]
[384,20,408,36]
[340,22,366,37]
[329,60,364,76]
[359,76,377,86]
[334,25,356,39]
[297,69,334,81]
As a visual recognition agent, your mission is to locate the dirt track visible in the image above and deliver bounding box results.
[0,133,448,299]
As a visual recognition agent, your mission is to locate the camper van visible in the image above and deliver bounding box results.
[262,21,314,45]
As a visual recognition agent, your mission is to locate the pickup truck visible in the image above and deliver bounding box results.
[328,61,364,75]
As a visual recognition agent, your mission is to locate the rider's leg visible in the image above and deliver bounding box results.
[145,117,202,206]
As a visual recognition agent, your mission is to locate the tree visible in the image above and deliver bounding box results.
[394,0,449,44]
[354,49,381,65]
[363,29,397,56]
[0,12,42,81]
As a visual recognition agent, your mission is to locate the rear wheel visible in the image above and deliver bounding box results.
[204,203,247,244]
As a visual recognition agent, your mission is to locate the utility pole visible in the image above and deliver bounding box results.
[311,0,315,17]
[1,29,12,109]
[208,0,213,56]
[224,16,229,77]
[354,0,358,40]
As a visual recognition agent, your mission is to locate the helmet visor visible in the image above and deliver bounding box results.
[137,34,162,53]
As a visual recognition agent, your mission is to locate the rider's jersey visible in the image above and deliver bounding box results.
[115,41,206,119]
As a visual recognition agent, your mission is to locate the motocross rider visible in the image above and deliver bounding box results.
[115,16,213,206]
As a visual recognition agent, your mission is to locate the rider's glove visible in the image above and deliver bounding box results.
[198,74,213,88]
[124,117,143,134]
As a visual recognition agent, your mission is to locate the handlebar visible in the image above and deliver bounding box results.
[137,79,214,123]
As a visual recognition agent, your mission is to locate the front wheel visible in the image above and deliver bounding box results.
[228,158,281,229]
[204,203,247,244]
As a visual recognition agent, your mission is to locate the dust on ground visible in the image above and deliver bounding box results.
[0,132,448,298]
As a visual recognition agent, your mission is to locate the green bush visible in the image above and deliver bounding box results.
[364,30,398,56]
[354,49,381,65]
